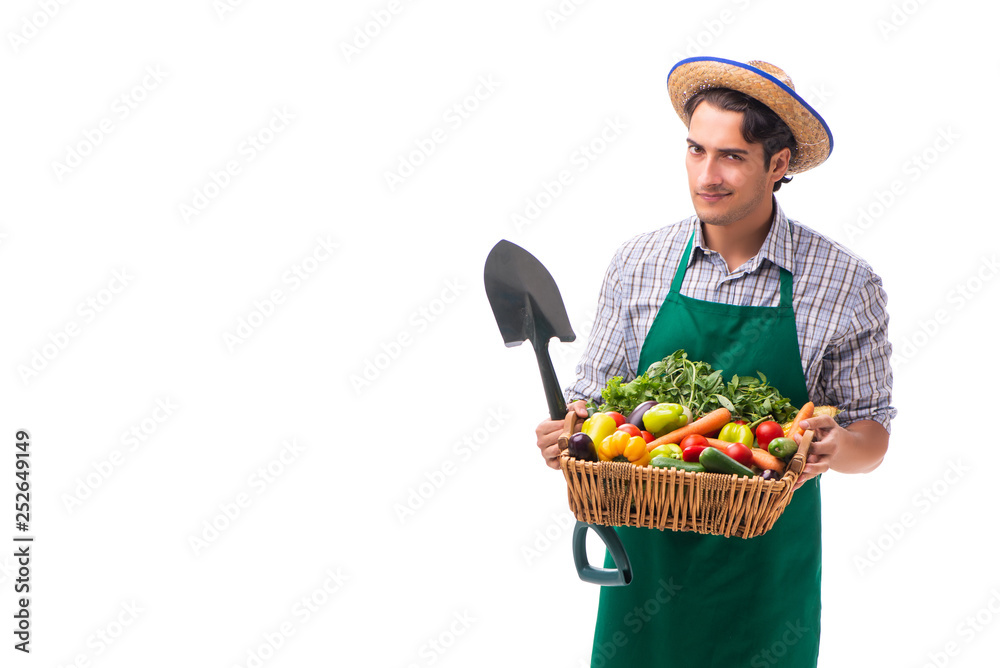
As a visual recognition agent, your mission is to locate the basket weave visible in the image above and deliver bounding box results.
[558,413,812,539]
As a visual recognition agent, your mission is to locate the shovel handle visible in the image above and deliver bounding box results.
[573,521,632,586]
[533,339,567,420]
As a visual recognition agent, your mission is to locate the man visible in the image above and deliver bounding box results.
[534,57,896,666]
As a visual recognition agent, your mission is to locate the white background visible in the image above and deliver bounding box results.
[2,1,998,666]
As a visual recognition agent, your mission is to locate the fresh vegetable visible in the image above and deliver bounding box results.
[699,447,756,477]
[581,413,617,449]
[640,430,654,443]
[597,431,651,467]
[682,445,709,463]
[760,469,781,481]
[606,411,626,427]
[680,434,709,450]
[646,408,732,450]
[587,350,798,425]
[705,437,735,450]
[567,432,598,462]
[641,403,689,436]
[616,423,642,438]
[649,443,683,460]
[754,421,784,449]
[626,400,658,429]
[781,405,839,434]
[768,437,797,459]
[785,402,814,438]
[725,443,754,467]
[749,447,785,473]
[718,422,754,448]
[650,456,705,473]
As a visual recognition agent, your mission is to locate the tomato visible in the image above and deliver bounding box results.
[725,443,753,467]
[640,430,654,443]
[732,419,748,425]
[755,421,784,449]
[616,423,641,438]
[680,434,708,450]
[682,445,709,463]
[606,412,626,427]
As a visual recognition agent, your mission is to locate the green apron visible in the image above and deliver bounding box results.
[590,228,821,667]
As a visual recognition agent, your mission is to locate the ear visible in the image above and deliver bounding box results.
[769,147,791,184]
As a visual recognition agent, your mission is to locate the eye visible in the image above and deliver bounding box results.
[725,153,743,161]
[688,145,702,154]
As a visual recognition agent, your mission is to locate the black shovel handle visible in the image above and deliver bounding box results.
[533,338,567,420]
[558,411,633,587]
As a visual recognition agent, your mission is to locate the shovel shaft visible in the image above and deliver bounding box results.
[533,339,567,420]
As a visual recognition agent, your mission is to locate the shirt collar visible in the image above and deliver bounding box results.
[689,197,796,275]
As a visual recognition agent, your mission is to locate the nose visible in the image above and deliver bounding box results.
[697,157,723,190]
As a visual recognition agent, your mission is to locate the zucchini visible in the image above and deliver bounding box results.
[650,455,705,473]
[699,447,756,477]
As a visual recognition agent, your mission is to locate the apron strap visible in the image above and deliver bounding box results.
[669,230,696,295]
[669,226,795,309]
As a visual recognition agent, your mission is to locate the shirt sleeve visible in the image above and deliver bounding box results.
[815,268,898,433]
[566,250,630,404]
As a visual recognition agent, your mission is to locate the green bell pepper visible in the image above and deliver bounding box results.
[718,422,754,448]
[642,403,689,437]
[649,443,683,460]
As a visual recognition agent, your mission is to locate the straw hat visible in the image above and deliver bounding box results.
[667,57,833,174]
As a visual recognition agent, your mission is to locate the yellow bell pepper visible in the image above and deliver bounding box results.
[597,431,651,467]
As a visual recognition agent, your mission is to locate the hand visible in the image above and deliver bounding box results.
[535,400,588,470]
[792,414,850,490]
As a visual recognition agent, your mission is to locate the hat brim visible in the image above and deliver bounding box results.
[667,57,833,174]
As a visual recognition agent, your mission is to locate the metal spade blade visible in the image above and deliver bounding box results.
[484,240,576,420]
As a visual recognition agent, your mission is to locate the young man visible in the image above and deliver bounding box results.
[534,58,896,666]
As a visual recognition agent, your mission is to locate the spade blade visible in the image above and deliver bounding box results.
[484,240,575,420]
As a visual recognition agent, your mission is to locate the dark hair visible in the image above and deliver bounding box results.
[683,88,797,192]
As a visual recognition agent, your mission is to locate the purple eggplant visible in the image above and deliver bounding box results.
[760,469,781,481]
[626,400,658,430]
[567,432,598,462]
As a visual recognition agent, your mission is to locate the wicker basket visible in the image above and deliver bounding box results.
[557,412,812,539]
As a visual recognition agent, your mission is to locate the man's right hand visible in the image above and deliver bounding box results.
[535,400,589,470]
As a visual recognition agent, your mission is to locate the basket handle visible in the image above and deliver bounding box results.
[783,429,813,482]
[556,409,579,452]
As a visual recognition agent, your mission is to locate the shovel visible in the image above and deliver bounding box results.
[484,239,632,587]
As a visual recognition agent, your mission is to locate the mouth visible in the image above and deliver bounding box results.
[697,192,731,203]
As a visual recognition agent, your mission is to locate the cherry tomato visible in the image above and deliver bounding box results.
[606,412,626,427]
[616,423,641,438]
[754,421,784,449]
[732,419,748,425]
[682,445,709,463]
[640,430,654,443]
[725,443,754,467]
[680,434,708,450]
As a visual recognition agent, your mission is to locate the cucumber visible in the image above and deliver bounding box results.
[699,447,756,477]
[650,455,705,473]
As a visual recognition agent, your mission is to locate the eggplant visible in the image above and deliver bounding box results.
[626,400,658,430]
[567,432,598,462]
[760,469,781,481]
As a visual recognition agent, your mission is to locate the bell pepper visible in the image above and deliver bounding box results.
[641,403,689,437]
[718,422,754,448]
[649,443,683,460]
[597,431,651,467]
[581,413,617,449]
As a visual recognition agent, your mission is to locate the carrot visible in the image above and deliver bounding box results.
[646,408,731,451]
[750,447,786,474]
[705,438,733,451]
[785,402,815,438]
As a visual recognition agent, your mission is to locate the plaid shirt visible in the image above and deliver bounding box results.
[567,199,897,432]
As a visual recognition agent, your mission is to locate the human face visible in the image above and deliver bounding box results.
[685,103,777,229]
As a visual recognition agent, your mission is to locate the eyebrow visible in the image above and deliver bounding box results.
[686,138,750,155]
